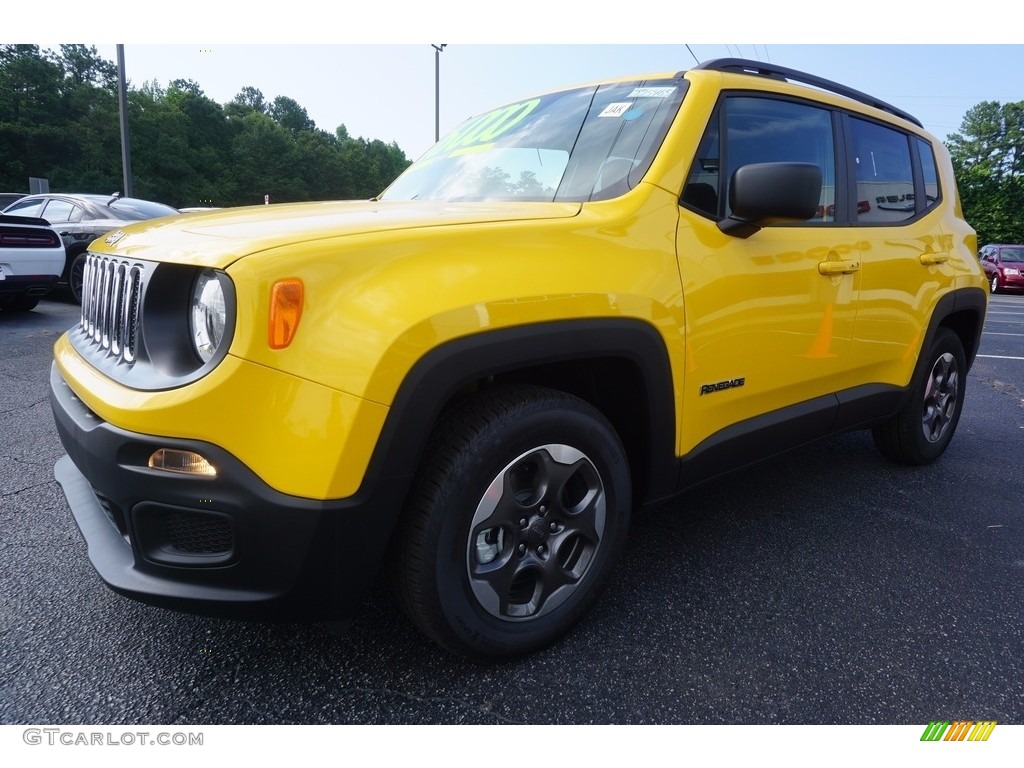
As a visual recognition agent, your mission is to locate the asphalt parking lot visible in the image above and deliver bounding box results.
[1,295,1022,726]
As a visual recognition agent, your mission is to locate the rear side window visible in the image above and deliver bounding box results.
[850,117,916,223]
[41,200,82,224]
[683,96,836,223]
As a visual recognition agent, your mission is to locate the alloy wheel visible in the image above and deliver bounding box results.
[467,444,605,621]
[921,351,959,444]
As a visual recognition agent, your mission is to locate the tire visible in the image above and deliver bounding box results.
[991,274,1000,294]
[0,295,39,312]
[69,251,87,304]
[393,385,631,659]
[872,327,966,465]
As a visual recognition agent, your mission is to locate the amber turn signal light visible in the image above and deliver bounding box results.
[269,279,304,349]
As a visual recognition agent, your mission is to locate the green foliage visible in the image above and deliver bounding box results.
[948,100,1024,245]
[0,45,411,207]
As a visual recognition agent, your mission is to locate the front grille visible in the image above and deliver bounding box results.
[80,254,144,364]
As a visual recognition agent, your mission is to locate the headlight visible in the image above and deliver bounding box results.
[1004,268,1020,276]
[191,269,228,363]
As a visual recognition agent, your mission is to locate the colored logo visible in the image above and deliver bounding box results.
[920,721,997,742]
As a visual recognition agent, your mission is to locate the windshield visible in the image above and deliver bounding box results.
[1001,247,1024,263]
[381,77,687,203]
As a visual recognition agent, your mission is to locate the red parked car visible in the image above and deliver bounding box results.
[979,243,1024,294]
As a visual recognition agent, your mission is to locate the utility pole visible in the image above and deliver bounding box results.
[432,44,447,143]
[116,45,133,197]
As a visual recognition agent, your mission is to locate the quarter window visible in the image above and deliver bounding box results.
[916,138,941,208]
[4,198,44,218]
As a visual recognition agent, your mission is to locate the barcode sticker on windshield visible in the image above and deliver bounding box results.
[599,103,633,118]
[628,87,676,98]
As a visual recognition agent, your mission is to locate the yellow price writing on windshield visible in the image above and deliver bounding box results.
[424,98,542,160]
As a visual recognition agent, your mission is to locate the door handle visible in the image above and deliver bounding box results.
[818,259,861,276]
[919,253,951,266]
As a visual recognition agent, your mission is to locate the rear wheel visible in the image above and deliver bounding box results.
[393,386,631,659]
[872,327,966,465]
[0,295,39,312]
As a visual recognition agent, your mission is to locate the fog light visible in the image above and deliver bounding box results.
[148,448,217,477]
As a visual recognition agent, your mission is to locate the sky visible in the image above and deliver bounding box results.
[12,0,1023,162]
[64,43,1024,162]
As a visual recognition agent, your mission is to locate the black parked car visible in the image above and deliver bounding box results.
[2,193,178,302]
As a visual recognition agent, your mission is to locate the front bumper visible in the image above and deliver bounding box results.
[1000,271,1024,291]
[50,363,404,621]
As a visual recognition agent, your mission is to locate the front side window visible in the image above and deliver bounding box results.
[381,78,687,203]
[683,95,836,223]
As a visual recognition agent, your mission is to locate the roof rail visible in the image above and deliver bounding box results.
[693,58,922,128]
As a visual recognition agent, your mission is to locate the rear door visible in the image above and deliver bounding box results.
[843,118,956,390]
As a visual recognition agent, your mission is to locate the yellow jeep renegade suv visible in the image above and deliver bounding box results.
[51,59,988,659]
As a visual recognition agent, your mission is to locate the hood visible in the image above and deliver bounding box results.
[93,199,583,268]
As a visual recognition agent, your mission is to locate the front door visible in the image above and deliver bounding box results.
[675,94,859,457]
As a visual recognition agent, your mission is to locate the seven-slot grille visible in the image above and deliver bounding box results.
[80,253,144,363]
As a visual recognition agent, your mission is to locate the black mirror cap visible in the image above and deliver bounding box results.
[718,162,822,239]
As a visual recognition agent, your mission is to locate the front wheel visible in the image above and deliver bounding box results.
[872,327,967,465]
[393,386,631,659]
[991,274,1000,294]
[69,251,87,304]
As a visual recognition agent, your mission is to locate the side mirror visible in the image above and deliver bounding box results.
[718,162,822,239]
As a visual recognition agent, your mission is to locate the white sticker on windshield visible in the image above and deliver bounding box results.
[599,102,634,118]
[628,87,676,98]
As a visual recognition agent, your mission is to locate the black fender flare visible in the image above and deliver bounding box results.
[356,318,680,520]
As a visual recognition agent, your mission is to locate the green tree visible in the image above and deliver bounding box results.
[0,48,411,206]
[269,95,315,136]
[56,45,120,192]
[947,100,1024,244]
[226,85,267,119]
[230,110,306,203]
[59,44,116,88]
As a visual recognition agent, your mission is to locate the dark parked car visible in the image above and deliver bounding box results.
[979,243,1024,294]
[1,193,178,302]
